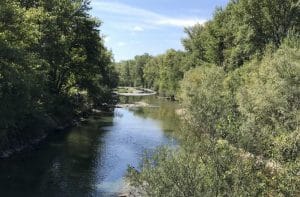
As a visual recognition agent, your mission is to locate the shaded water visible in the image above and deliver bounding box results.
[0,96,180,196]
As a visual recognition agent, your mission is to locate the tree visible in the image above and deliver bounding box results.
[158,50,185,97]
[143,55,162,90]
[0,0,116,152]
[182,0,300,70]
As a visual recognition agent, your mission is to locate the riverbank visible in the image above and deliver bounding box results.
[0,115,76,159]
[114,87,157,96]
[0,107,112,159]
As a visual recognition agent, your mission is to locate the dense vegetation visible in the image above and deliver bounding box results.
[0,0,117,156]
[1,0,299,195]
[127,0,300,196]
[116,50,189,97]
[117,0,300,98]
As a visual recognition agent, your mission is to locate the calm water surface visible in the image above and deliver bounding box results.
[0,96,179,197]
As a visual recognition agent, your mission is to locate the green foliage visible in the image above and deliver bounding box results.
[118,0,299,97]
[182,0,300,70]
[127,0,300,194]
[0,0,116,142]
[115,53,151,87]
[116,50,189,97]
[127,138,293,197]
[143,55,162,90]
[128,35,300,196]
[236,35,300,159]
[156,50,182,96]
[179,65,229,136]
[0,0,45,131]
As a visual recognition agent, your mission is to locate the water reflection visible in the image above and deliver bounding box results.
[122,96,181,133]
[0,96,178,196]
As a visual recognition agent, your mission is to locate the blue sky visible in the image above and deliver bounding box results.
[90,0,229,61]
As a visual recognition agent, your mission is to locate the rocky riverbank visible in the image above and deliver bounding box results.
[114,87,157,96]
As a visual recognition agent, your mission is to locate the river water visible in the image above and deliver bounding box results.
[0,96,180,197]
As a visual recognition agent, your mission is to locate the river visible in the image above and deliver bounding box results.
[0,96,180,197]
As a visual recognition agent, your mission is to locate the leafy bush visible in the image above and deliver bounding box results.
[128,36,300,196]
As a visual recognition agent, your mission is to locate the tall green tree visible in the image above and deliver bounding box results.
[0,0,116,150]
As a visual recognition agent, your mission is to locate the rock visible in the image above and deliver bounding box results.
[118,193,129,197]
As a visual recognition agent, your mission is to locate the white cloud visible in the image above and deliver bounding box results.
[92,1,206,28]
[157,18,206,27]
[133,26,144,32]
[117,42,126,47]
